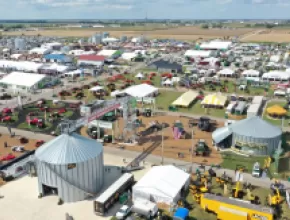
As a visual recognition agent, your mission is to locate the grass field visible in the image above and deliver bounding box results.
[241,29,290,43]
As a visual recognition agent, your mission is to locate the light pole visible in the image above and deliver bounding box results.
[161,126,164,165]
[191,128,194,172]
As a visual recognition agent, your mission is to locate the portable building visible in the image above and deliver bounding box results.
[35,133,104,203]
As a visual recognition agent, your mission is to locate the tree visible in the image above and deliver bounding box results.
[201,24,209,29]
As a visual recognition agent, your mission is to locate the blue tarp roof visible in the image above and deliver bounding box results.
[173,208,189,220]
[44,54,67,61]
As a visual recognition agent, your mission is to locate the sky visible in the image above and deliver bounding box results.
[0,0,290,19]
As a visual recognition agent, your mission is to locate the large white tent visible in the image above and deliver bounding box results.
[218,68,235,77]
[124,84,158,98]
[184,50,213,58]
[0,72,46,92]
[262,71,290,82]
[242,69,260,78]
[132,165,190,205]
[0,60,44,72]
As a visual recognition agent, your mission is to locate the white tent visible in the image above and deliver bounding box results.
[0,72,46,92]
[135,73,144,79]
[110,90,125,97]
[132,165,190,204]
[29,47,52,55]
[97,50,117,57]
[121,52,137,61]
[125,84,158,98]
[90,86,104,92]
[65,69,81,77]
[242,69,260,77]
[162,79,173,86]
[184,50,212,58]
[218,68,235,76]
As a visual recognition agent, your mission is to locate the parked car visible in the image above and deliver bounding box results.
[35,140,45,148]
[116,205,132,220]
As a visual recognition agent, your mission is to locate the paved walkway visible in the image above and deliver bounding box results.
[1,126,289,189]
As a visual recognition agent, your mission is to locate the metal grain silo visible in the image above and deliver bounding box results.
[15,38,26,50]
[120,36,127,43]
[102,32,109,38]
[231,116,282,156]
[92,34,102,44]
[35,133,104,203]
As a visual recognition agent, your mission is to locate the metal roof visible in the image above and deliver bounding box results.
[212,127,232,144]
[230,116,282,138]
[35,133,103,165]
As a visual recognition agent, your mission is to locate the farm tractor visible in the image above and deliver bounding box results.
[195,139,210,156]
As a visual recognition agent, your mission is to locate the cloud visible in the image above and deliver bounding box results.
[245,0,290,5]
[20,0,136,9]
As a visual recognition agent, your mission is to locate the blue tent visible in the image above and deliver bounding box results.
[173,208,189,220]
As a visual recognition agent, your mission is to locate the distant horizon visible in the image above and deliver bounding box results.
[0,19,289,22]
[1,0,290,20]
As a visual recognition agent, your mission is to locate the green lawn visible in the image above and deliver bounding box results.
[156,91,225,118]
[262,101,288,127]
[203,81,273,96]
[221,152,267,173]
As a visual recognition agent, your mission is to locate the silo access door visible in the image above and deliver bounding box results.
[42,184,58,196]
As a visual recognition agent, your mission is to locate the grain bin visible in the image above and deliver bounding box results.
[14,38,26,50]
[35,133,104,203]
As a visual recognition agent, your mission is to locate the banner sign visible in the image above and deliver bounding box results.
[94,120,113,129]
[88,103,120,122]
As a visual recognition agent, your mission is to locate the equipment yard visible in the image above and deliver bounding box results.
[81,115,223,165]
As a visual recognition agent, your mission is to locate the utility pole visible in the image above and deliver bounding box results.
[161,126,164,165]
[191,128,194,172]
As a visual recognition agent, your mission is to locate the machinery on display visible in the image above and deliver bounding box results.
[58,96,139,143]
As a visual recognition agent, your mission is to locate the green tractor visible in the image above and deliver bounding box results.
[195,139,211,156]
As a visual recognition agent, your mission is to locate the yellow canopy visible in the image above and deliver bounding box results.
[172,91,198,107]
[201,93,227,106]
[266,105,287,116]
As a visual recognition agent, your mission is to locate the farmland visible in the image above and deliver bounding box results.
[2,26,254,41]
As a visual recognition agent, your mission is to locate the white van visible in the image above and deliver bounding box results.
[131,199,158,218]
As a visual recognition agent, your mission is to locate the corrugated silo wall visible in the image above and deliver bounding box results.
[232,133,281,156]
[36,153,104,203]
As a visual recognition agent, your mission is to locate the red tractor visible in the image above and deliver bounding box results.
[40,106,50,112]
[27,118,44,128]
[1,153,16,161]
[142,80,153,85]
[35,140,45,148]
[58,108,67,114]
[1,116,11,122]
[161,73,173,78]
[36,99,46,107]
[2,108,12,114]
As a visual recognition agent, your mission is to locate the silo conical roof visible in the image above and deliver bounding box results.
[35,133,103,165]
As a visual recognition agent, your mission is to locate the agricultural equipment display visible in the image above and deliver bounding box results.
[1,154,16,161]
[195,139,210,156]
[139,121,168,137]
[198,117,211,132]
[27,118,44,128]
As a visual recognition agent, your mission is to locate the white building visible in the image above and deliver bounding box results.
[0,72,47,93]
[132,165,190,205]
[184,50,213,58]
[200,41,232,50]
[29,47,52,55]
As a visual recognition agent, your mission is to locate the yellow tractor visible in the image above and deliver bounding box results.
[267,187,283,206]
[232,181,244,199]
[246,188,261,205]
